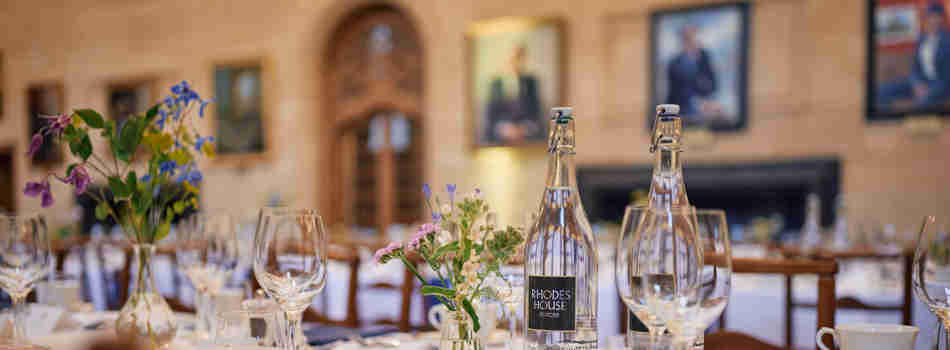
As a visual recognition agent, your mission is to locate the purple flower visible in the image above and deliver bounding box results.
[24,180,54,208]
[422,184,431,199]
[171,81,189,95]
[195,136,214,152]
[407,223,439,251]
[199,98,214,118]
[27,134,44,157]
[61,165,92,195]
[447,184,456,202]
[155,112,168,130]
[474,188,482,199]
[159,160,178,175]
[374,241,403,264]
[432,212,441,222]
[140,174,152,183]
[40,113,72,136]
[163,97,174,108]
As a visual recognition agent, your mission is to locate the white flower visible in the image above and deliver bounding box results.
[440,203,452,216]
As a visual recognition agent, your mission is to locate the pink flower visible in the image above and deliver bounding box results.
[26,134,44,157]
[24,180,53,208]
[407,223,440,251]
[60,165,92,195]
[41,114,72,136]
[374,241,403,264]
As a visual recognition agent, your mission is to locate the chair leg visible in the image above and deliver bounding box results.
[785,274,793,350]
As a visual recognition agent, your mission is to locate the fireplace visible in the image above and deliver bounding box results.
[578,158,840,240]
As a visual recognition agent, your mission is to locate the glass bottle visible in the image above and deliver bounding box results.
[830,195,850,251]
[800,193,823,252]
[646,104,690,209]
[524,107,598,350]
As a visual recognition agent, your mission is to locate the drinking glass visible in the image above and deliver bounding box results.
[500,268,524,350]
[174,212,240,339]
[913,215,950,347]
[253,208,328,350]
[666,210,731,348]
[617,206,702,342]
[0,214,52,349]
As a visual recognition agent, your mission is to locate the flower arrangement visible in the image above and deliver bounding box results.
[374,184,524,333]
[23,81,214,244]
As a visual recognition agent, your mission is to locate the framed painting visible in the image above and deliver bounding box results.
[467,17,564,147]
[107,79,156,127]
[867,0,950,121]
[27,83,64,165]
[213,61,269,162]
[650,2,749,132]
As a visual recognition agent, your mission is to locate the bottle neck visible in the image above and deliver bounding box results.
[545,120,578,189]
[646,146,689,208]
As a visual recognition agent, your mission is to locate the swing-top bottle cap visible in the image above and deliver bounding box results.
[656,104,679,116]
[551,107,573,123]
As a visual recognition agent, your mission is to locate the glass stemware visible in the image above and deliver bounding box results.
[174,212,240,339]
[253,208,328,350]
[0,214,52,349]
[666,209,731,348]
[913,215,950,346]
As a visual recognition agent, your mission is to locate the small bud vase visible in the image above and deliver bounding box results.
[115,244,178,349]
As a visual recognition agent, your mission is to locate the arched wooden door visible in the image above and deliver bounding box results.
[325,5,424,237]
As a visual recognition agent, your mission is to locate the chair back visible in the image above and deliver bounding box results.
[705,257,838,350]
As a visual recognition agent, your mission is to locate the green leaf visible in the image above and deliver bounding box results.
[145,104,160,124]
[433,242,459,260]
[461,299,480,333]
[63,124,80,142]
[420,285,456,299]
[65,164,77,177]
[75,109,105,129]
[154,219,171,242]
[173,201,185,214]
[117,118,144,162]
[95,202,110,220]
[108,176,130,198]
[69,133,93,161]
[126,171,138,191]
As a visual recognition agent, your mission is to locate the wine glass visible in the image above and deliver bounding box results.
[625,206,703,342]
[666,209,731,348]
[913,215,950,348]
[253,208,328,350]
[497,267,524,350]
[173,212,240,339]
[0,214,52,349]
[616,206,665,338]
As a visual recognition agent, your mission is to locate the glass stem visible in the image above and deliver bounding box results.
[507,308,516,349]
[196,289,211,337]
[283,311,304,350]
[11,296,26,343]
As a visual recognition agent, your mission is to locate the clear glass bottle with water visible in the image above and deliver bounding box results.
[524,107,598,350]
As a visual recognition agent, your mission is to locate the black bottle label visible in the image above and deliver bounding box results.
[527,275,576,331]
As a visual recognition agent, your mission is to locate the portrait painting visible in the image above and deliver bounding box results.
[108,80,155,127]
[214,63,266,156]
[468,17,563,147]
[650,3,749,132]
[27,83,64,165]
[868,0,950,120]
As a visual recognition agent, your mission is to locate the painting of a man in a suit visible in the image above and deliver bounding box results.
[484,45,543,143]
[876,3,950,113]
[665,25,723,123]
[651,3,747,131]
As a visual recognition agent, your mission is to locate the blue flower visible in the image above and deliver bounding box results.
[446,184,456,202]
[159,161,178,175]
[432,212,441,222]
[199,98,214,118]
[422,184,431,199]
[171,81,190,95]
[195,135,215,152]
[152,184,161,198]
[176,164,203,184]
[140,174,152,183]
[155,113,167,130]
[163,97,174,108]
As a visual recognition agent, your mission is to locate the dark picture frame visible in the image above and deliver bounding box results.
[866,0,950,121]
[466,17,565,148]
[649,2,749,132]
[27,83,64,165]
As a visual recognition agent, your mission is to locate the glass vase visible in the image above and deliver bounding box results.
[440,311,483,350]
[116,244,178,349]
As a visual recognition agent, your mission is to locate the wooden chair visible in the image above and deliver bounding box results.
[301,243,362,328]
[776,246,913,348]
[361,252,423,332]
[706,257,838,350]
